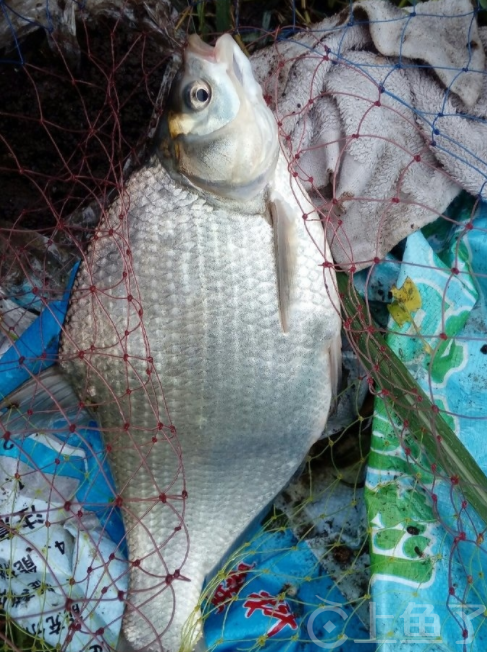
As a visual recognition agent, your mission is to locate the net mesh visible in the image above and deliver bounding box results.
[0,0,486,650]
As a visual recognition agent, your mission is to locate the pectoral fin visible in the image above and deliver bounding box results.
[269,193,298,334]
[328,332,342,404]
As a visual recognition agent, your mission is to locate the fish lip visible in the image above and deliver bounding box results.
[186,33,236,67]
[186,33,216,61]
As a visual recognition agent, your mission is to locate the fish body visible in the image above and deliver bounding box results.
[60,34,341,652]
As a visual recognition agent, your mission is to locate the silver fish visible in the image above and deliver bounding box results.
[60,34,341,652]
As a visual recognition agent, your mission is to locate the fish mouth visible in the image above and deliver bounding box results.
[186,33,242,76]
[186,33,215,60]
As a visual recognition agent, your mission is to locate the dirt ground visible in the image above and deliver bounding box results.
[0,16,167,235]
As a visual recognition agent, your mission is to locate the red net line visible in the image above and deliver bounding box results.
[1,1,487,651]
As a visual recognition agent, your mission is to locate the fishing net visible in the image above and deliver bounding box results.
[0,0,486,650]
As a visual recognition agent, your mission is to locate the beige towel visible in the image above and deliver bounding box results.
[252,0,486,269]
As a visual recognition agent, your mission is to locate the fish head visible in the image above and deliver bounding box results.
[159,34,279,200]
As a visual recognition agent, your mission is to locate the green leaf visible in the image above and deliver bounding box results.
[388,276,421,327]
[215,0,232,34]
[196,1,209,39]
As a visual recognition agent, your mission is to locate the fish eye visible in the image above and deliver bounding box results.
[184,81,212,111]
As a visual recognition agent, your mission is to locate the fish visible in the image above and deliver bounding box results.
[60,33,342,652]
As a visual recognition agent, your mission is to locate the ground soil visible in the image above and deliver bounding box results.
[0,16,168,236]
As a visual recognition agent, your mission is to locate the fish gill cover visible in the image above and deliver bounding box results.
[0,1,487,651]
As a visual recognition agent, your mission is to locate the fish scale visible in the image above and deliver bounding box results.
[60,35,341,652]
